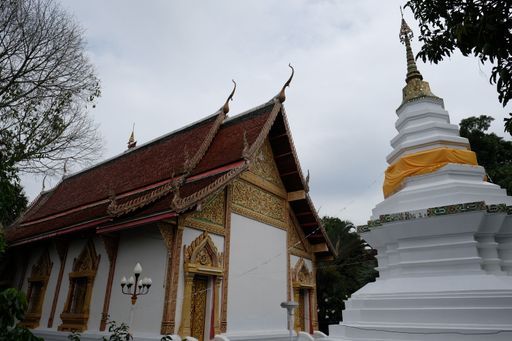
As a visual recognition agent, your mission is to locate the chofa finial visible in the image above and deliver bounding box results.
[222,80,237,114]
[127,123,137,149]
[41,174,48,192]
[278,64,294,103]
[62,159,69,179]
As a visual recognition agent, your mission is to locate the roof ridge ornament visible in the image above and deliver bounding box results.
[62,160,69,179]
[222,80,237,114]
[127,123,137,149]
[278,63,294,103]
[41,174,48,192]
[399,7,437,103]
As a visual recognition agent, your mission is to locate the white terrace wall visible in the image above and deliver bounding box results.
[226,213,288,336]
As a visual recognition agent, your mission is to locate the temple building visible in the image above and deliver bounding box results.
[4,74,334,341]
[326,16,512,341]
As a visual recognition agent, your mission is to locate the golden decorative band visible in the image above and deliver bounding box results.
[384,147,478,198]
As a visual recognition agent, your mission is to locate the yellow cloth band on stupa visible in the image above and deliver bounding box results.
[383,147,478,198]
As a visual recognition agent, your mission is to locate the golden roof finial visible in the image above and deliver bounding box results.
[222,80,237,114]
[41,174,48,192]
[127,123,137,149]
[62,159,68,178]
[278,63,294,103]
[399,7,437,103]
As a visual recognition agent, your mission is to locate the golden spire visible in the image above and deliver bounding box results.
[399,8,437,103]
[127,123,137,149]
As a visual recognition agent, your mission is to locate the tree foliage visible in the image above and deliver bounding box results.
[460,115,512,194]
[0,167,27,227]
[316,217,377,332]
[405,0,512,133]
[0,0,102,176]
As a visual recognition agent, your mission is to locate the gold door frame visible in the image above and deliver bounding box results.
[292,258,315,333]
[179,232,223,338]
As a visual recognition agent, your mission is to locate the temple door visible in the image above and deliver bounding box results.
[298,289,306,331]
[190,276,208,341]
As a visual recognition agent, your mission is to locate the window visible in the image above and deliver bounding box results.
[58,240,100,332]
[21,249,53,329]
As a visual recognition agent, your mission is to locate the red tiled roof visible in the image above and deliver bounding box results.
[193,103,274,175]
[6,98,333,256]
[22,114,220,222]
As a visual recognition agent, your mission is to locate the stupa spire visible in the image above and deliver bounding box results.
[399,9,422,82]
[399,8,437,103]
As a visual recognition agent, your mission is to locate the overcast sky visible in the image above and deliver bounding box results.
[21,0,510,226]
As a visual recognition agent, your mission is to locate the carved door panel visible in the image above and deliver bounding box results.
[191,276,208,341]
[298,290,305,331]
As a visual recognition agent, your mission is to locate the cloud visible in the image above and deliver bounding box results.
[21,0,511,226]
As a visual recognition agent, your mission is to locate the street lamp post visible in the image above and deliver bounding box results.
[281,301,299,341]
[120,262,152,305]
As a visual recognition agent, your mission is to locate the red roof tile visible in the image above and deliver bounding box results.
[21,114,220,222]
[7,98,333,256]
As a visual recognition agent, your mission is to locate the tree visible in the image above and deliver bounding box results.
[0,0,102,176]
[0,169,27,227]
[405,1,512,133]
[316,217,377,332]
[460,115,512,194]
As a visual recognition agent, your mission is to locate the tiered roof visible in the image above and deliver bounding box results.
[6,82,333,258]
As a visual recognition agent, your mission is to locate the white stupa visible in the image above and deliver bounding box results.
[326,16,512,341]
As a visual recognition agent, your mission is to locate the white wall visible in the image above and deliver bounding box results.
[108,225,168,335]
[36,236,110,332]
[227,213,288,334]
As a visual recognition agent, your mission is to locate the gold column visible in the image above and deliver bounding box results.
[312,255,318,331]
[159,222,176,334]
[99,235,119,331]
[220,187,231,333]
[293,287,300,332]
[47,240,68,328]
[214,277,222,335]
[179,273,195,337]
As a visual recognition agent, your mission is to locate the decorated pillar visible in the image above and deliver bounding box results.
[179,272,195,337]
[159,221,183,335]
[47,240,68,328]
[213,276,222,335]
[99,234,119,331]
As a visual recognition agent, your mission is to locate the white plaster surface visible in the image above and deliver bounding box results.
[108,225,168,335]
[373,97,512,218]
[329,96,512,340]
[226,213,288,336]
